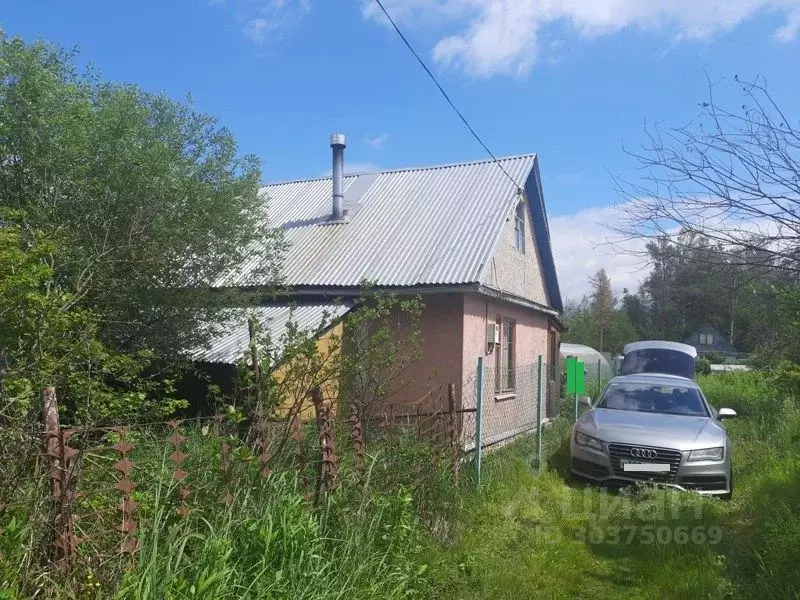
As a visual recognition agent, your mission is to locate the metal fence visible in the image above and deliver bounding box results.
[0,384,477,580]
[2,354,600,582]
[460,358,554,484]
[461,355,612,484]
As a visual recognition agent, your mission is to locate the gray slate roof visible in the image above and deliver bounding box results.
[191,304,348,364]
[215,154,543,290]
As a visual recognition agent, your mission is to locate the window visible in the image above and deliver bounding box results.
[699,333,714,345]
[597,382,709,417]
[495,317,515,392]
[514,202,525,252]
[620,348,695,380]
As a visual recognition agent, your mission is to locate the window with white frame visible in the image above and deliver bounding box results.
[514,202,525,252]
[495,317,516,393]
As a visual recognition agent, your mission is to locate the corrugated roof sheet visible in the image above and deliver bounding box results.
[191,303,348,364]
[214,154,537,289]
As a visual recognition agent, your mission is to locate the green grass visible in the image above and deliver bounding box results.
[113,472,428,600]
[0,432,437,600]
[2,373,798,599]
[427,372,800,599]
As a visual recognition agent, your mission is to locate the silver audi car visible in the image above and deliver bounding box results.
[569,373,736,498]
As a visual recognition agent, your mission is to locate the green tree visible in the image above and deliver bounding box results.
[0,34,283,356]
[563,289,638,355]
[0,213,184,426]
[589,269,614,352]
[621,288,650,339]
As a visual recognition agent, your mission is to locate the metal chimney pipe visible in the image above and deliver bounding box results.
[330,133,346,220]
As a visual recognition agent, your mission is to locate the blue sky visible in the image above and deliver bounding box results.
[3,0,800,298]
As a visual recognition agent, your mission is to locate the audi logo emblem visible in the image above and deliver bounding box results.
[630,448,657,459]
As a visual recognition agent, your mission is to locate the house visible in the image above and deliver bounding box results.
[194,134,563,445]
[684,324,745,360]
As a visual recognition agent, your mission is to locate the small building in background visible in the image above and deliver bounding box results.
[684,324,747,361]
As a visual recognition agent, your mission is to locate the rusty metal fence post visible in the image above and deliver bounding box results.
[348,403,365,475]
[167,420,190,518]
[112,427,138,553]
[312,387,337,500]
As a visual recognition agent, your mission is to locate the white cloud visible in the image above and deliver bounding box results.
[244,18,269,43]
[214,0,311,44]
[363,133,390,149]
[549,204,649,302]
[549,199,790,302]
[774,8,800,39]
[363,0,800,77]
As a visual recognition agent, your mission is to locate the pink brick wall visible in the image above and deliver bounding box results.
[383,293,464,412]
[379,292,553,444]
[462,293,551,445]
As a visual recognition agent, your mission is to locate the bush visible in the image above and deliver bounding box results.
[699,371,788,440]
[695,358,712,375]
[704,352,727,364]
[769,360,800,402]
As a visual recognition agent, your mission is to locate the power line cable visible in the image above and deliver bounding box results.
[371,0,523,194]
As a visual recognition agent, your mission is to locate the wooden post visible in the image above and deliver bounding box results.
[248,317,262,412]
[447,383,460,485]
[42,387,62,500]
[248,317,260,383]
[42,388,79,567]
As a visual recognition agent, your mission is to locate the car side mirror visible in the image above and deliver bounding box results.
[579,396,592,408]
[718,407,737,420]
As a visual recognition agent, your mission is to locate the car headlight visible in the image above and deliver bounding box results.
[575,431,604,452]
[688,447,724,461]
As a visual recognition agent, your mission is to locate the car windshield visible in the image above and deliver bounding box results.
[620,348,695,379]
[596,382,709,417]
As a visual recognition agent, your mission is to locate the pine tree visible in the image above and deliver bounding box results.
[589,269,614,352]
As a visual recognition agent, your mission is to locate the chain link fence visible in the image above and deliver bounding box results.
[584,358,615,399]
[459,355,613,482]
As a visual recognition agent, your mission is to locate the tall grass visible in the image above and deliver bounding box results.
[114,469,428,600]
[425,371,800,599]
[3,373,798,599]
[0,431,439,599]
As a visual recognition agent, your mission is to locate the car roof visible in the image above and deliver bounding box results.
[623,340,697,358]
[606,373,700,388]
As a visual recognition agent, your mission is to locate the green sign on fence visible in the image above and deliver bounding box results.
[565,357,585,395]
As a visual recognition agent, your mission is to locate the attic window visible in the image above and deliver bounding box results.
[514,202,525,252]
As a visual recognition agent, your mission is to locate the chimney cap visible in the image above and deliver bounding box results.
[330,133,346,147]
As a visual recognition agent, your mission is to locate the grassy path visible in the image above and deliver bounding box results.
[429,376,800,599]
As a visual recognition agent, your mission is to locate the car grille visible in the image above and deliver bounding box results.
[608,443,682,483]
